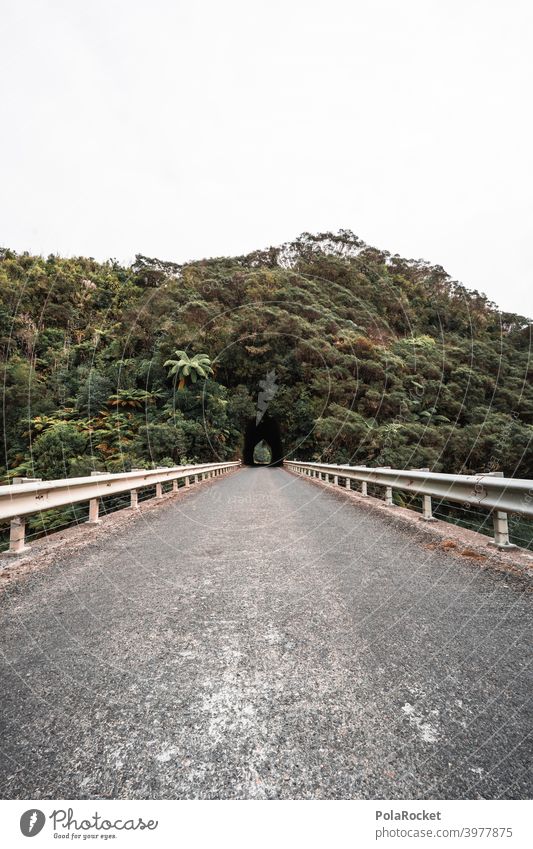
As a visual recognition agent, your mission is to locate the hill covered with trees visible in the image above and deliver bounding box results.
[1,231,531,486]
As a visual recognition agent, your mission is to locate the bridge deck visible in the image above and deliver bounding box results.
[0,467,531,799]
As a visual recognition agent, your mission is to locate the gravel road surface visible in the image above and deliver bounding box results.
[1,467,531,799]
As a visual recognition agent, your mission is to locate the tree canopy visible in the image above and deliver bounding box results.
[0,232,531,483]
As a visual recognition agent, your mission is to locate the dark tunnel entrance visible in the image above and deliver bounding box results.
[243,414,283,466]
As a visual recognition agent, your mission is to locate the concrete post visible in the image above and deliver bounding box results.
[361,481,368,497]
[88,497,100,524]
[130,489,139,509]
[345,477,350,489]
[422,495,435,521]
[491,511,516,549]
[414,469,436,521]
[185,476,190,487]
[484,472,517,549]
[377,466,394,506]
[333,475,338,486]
[89,471,105,522]
[172,478,179,493]
[155,482,163,499]
[8,516,29,554]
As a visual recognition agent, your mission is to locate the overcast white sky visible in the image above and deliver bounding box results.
[1,0,532,316]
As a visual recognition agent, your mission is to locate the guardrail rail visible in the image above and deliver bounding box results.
[0,461,240,556]
[284,460,533,550]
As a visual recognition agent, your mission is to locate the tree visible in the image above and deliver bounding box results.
[134,422,187,463]
[164,350,213,390]
[30,423,87,479]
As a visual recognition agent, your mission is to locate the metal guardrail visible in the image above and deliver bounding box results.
[0,461,240,556]
[284,460,533,550]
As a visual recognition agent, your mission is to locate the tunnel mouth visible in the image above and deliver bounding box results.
[243,414,283,466]
[253,440,272,465]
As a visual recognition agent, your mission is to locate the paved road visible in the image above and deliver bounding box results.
[1,468,531,799]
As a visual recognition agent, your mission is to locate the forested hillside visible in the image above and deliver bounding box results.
[1,231,532,484]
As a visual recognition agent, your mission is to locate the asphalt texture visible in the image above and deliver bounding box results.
[1,467,531,799]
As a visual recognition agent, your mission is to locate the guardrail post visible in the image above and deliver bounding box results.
[88,471,106,524]
[378,466,395,506]
[421,495,435,521]
[345,477,350,489]
[413,469,436,521]
[130,489,139,509]
[333,474,338,486]
[490,510,517,549]
[484,473,516,548]
[8,516,29,554]
[172,478,179,493]
[185,475,190,487]
[361,481,368,497]
[155,482,163,499]
[88,498,100,525]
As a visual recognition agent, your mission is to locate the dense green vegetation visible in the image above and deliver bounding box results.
[1,231,531,491]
